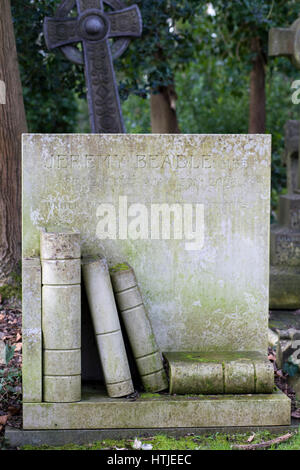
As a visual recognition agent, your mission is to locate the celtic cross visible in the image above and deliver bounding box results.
[44,0,142,133]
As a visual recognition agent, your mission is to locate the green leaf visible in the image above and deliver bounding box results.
[5,344,15,365]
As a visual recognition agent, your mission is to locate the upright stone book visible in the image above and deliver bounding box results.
[111,264,168,393]
[41,229,81,403]
[82,256,134,398]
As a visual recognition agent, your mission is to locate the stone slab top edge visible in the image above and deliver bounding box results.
[23,387,288,403]
[21,133,272,137]
[164,351,270,363]
[40,227,80,234]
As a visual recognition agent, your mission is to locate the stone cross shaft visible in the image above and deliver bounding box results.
[44,0,142,133]
[269,18,300,192]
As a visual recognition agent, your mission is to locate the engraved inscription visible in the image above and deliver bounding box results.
[42,153,251,171]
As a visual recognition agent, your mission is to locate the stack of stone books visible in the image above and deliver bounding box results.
[40,229,168,401]
[39,229,274,402]
[81,255,168,398]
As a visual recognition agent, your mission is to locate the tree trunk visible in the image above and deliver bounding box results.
[248,36,266,134]
[0,0,27,281]
[150,84,180,133]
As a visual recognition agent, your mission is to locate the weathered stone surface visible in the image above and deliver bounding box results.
[82,257,123,335]
[95,332,134,395]
[42,259,81,285]
[269,27,295,58]
[40,229,80,260]
[43,349,81,376]
[282,120,299,194]
[106,379,134,398]
[82,256,133,397]
[164,352,274,395]
[43,375,81,403]
[278,195,300,230]
[42,285,81,349]
[269,266,300,309]
[253,359,274,394]
[269,18,300,68]
[23,134,271,354]
[22,387,291,429]
[224,361,254,394]
[269,310,300,334]
[165,352,224,395]
[136,351,166,376]
[22,258,42,403]
[141,369,169,393]
[111,266,168,392]
[269,23,300,309]
[270,226,300,266]
[8,420,300,447]
[41,230,82,403]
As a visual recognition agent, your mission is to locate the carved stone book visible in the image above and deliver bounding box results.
[82,256,134,398]
[110,264,168,393]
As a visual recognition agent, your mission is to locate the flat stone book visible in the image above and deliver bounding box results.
[22,134,291,429]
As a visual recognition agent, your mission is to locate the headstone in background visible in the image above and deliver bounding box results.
[269,17,300,308]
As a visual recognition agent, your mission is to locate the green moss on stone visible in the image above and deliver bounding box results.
[140,392,162,399]
[109,263,130,273]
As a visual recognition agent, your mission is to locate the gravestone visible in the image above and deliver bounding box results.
[269,19,300,308]
[22,134,290,430]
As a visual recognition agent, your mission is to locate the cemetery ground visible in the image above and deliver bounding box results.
[0,287,300,451]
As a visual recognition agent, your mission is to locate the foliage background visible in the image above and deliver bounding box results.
[11,0,300,212]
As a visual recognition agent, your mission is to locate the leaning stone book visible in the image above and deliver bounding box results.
[111,264,168,392]
[82,256,134,398]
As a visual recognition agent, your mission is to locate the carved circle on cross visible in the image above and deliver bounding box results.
[78,9,110,41]
[56,0,131,65]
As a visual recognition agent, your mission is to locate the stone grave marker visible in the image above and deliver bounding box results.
[22,134,290,430]
[269,18,300,309]
[43,0,142,133]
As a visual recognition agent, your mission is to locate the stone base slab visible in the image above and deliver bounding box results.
[269,265,300,309]
[22,386,291,430]
[6,421,299,448]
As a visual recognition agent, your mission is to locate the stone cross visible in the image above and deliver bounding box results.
[44,0,142,133]
[269,18,300,192]
[282,120,299,194]
[269,18,300,68]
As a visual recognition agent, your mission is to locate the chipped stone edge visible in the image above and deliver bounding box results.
[22,258,42,403]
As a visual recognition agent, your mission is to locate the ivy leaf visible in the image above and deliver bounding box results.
[5,344,15,365]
